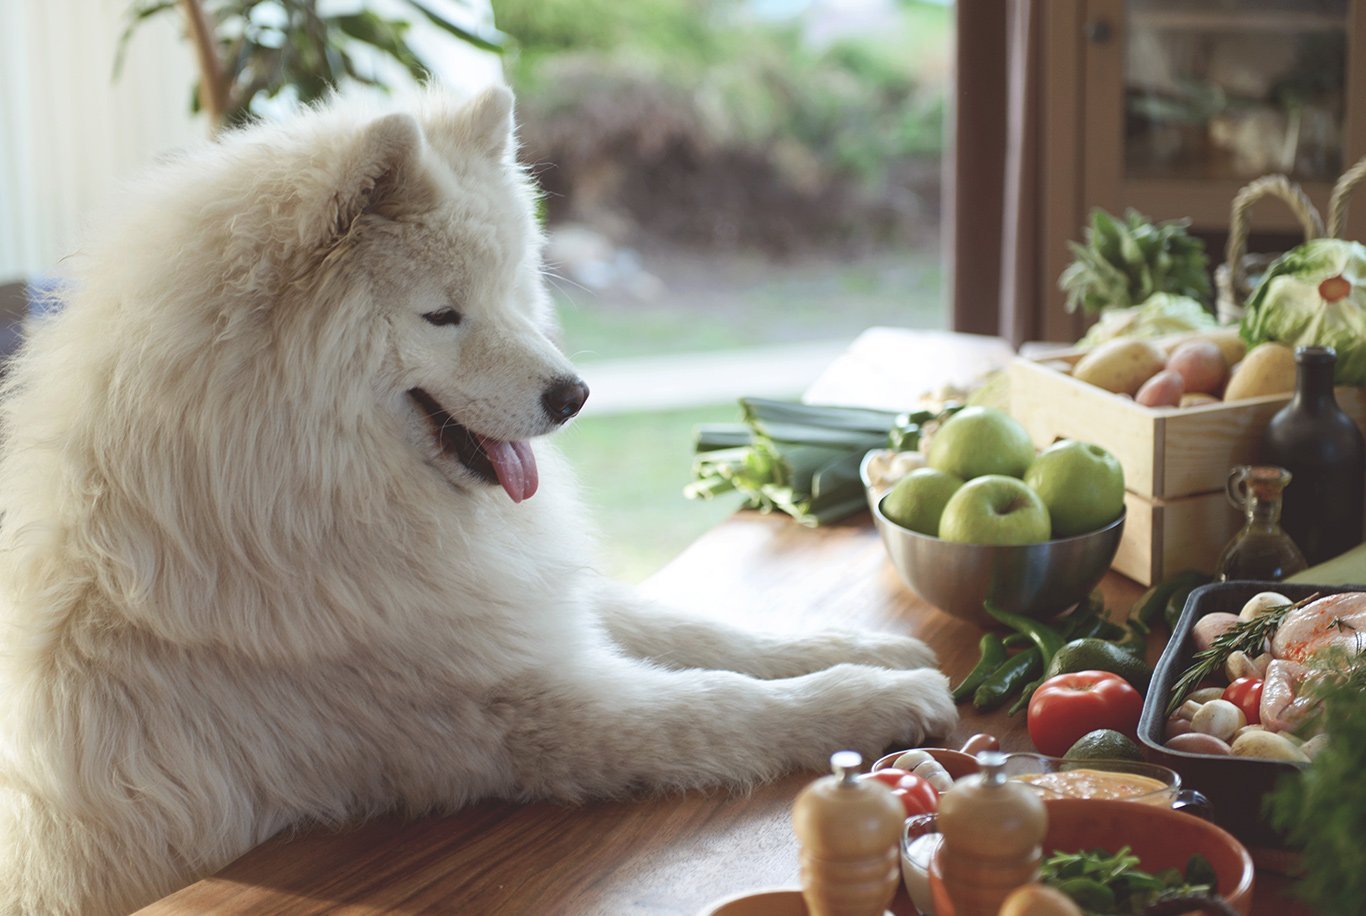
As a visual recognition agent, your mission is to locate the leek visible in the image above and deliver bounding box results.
[685,398,955,527]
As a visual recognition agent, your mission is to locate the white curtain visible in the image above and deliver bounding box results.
[0,0,501,281]
[0,0,203,280]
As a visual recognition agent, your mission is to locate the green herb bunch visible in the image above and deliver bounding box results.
[1059,208,1211,314]
[1040,845,1215,914]
[1269,652,1366,915]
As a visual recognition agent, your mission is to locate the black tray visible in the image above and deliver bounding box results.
[1137,579,1362,851]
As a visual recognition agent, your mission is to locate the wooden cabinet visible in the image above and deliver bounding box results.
[1038,0,1366,341]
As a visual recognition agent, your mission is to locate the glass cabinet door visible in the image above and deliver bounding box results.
[1124,0,1349,183]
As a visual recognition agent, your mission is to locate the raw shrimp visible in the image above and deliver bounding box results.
[1271,592,1366,663]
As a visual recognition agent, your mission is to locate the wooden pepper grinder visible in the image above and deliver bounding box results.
[791,750,902,916]
[936,750,1047,916]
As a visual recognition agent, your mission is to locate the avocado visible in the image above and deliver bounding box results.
[1045,637,1152,691]
[1064,728,1144,762]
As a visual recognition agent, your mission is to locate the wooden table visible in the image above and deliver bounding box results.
[142,331,1312,915]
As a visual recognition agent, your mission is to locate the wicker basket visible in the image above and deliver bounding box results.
[1215,156,1366,324]
[1214,174,1322,324]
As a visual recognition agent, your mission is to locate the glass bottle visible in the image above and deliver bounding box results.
[1261,346,1366,565]
[1215,466,1307,582]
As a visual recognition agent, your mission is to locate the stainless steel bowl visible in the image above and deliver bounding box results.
[870,491,1125,626]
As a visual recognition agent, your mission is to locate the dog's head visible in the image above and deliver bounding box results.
[299,88,587,503]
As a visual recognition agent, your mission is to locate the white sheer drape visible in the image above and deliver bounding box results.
[0,0,203,279]
[0,0,501,281]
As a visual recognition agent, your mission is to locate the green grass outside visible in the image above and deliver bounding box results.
[555,403,745,581]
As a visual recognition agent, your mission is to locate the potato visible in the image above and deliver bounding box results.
[1180,392,1219,408]
[1166,732,1232,755]
[1192,612,1241,651]
[1189,687,1227,704]
[1230,729,1310,763]
[1159,328,1247,367]
[1167,340,1228,394]
[1224,342,1296,401]
[1072,339,1168,395]
[1136,369,1185,407]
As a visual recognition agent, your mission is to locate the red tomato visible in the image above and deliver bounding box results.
[1222,677,1264,725]
[859,770,940,816]
[864,767,913,788]
[1026,670,1144,757]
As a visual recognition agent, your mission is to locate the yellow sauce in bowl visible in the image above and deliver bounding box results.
[1013,769,1172,804]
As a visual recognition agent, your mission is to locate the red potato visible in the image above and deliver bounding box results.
[1136,369,1185,408]
[1167,340,1228,395]
[1192,612,1241,651]
[1166,732,1233,755]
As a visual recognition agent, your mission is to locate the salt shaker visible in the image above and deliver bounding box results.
[935,750,1046,916]
[791,750,903,916]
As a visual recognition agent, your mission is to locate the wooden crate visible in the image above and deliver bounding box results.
[1009,355,1366,500]
[1114,490,1237,586]
[1009,354,1366,585]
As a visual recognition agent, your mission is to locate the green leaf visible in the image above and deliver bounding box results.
[113,0,178,79]
[402,0,508,53]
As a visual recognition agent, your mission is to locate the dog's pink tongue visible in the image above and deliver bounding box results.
[477,436,538,503]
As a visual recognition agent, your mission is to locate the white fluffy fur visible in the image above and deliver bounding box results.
[0,88,956,914]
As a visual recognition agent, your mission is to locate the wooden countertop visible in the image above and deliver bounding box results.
[140,330,1312,915]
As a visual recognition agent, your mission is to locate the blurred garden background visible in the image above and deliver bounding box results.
[502,0,955,578]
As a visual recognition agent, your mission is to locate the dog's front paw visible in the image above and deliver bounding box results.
[828,630,938,672]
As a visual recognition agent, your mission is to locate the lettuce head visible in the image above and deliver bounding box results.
[1241,238,1366,385]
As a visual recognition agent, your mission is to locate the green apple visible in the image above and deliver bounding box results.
[928,406,1036,480]
[1024,439,1125,537]
[938,475,1052,545]
[882,467,965,536]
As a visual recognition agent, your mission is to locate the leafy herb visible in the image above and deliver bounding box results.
[1268,653,1366,915]
[1059,208,1211,315]
[1164,594,1319,716]
[1040,846,1214,914]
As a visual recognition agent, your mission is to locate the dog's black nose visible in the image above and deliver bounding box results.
[542,377,589,423]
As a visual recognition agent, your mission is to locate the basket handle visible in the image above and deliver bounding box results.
[1328,154,1366,238]
[1224,174,1323,292]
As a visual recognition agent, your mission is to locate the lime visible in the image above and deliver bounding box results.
[1064,728,1144,762]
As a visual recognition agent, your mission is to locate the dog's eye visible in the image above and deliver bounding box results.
[422,308,463,327]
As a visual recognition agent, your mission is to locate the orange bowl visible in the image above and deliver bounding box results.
[929,798,1255,915]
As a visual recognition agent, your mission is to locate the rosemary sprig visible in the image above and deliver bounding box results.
[1165,593,1321,715]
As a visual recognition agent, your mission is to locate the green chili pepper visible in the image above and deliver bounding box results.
[1007,675,1044,716]
[951,634,1008,703]
[983,600,1065,671]
[1135,569,1209,628]
[972,647,1042,711]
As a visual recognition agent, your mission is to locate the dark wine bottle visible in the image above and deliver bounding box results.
[1261,346,1366,565]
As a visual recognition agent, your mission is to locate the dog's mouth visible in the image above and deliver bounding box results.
[407,388,538,503]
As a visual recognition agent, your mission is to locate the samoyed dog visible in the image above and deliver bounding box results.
[0,87,955,914]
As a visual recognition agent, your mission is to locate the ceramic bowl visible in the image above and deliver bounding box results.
[861,449,1124,625]
[928,798,1256,915]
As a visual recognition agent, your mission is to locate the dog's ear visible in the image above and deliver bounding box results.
[425,85,516,164]
[332,112,429,235]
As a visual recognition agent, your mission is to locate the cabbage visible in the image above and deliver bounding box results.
[1077,293,1216,348]
[1241,238,1366,385]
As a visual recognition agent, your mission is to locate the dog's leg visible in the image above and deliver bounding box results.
[593,580,936,678]
[500,653,956,799]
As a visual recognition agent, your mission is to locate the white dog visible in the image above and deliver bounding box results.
[0,87,955,914]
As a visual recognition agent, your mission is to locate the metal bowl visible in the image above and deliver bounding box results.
[869,488,1125,626]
